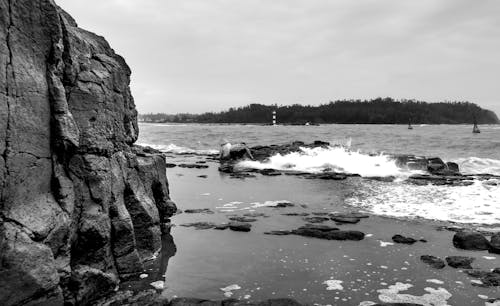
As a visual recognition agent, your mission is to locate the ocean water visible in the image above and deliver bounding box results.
[133,123,500,305]
[138,123,500,225]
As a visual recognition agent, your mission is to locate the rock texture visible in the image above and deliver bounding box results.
[0,1,176,305]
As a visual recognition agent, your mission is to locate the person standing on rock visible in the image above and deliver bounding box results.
[219,139,255,161]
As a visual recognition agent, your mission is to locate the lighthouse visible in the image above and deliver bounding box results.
[272,110,277,126]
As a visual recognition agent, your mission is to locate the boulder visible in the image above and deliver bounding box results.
[331,216,362,224]
[392,235,418,245]
[420,255,446,269]
[291,224,364,241]
[445,256,475,269]
[452,231,490,250]
[228,222,252,232]
[228,216,258,223]
[489,233,500,254]
[184,208,215,214]
[0,2,177,303]
[303,216,330,223]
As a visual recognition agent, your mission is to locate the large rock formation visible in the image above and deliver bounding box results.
[0,1,176,305]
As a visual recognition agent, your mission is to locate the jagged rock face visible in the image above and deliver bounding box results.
[0,1,176,305]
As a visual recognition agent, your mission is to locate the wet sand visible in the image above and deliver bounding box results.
[123,155,499,305]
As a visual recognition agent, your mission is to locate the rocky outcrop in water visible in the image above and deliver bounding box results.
[0,1,176,305]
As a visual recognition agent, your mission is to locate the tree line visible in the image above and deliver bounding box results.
[139,98,499,124]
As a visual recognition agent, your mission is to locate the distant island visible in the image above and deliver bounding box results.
[139,98,500,124]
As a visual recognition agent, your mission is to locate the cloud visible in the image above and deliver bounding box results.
[57,0,500,115]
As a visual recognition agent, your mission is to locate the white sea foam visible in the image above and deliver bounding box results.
[377,282,452,306]
[454,157,500,176]
[137,143,218,155]
[347,180,500,224]
[323,279,343,291]
[238,146,411,177]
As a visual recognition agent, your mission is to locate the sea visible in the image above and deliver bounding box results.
[134,123,500,306]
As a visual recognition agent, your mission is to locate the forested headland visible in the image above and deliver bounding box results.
[139,98,499,124]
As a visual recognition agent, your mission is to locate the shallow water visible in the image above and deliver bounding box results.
[132,123,500,305]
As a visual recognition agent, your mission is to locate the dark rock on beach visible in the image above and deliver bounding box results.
[303,216,330,223]
[489,233,500,254]
[452,231,491,251]
[291,224,364,241]
[420,255,446,269]
[445,256,475,269]
[228,222,252,232]
[465,269,500,287]
[184,208,215,214]
[392,235,418,245]
[0,2,177,305]
[181,222,217,230]
[228,216,258,223]
[178,163,209,169]
[331,216,362,224]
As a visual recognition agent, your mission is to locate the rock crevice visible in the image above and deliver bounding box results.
[0,1,176,305]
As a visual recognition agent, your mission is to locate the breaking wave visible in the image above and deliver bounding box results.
[238,146,415,178]
[453,157,500,176]
[346,179,500,225]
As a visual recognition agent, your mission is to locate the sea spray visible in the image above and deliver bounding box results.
[237,146,413,178]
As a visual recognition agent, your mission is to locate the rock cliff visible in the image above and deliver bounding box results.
[0,1,176,305]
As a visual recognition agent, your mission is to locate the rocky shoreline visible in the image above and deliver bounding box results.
[0,2,175,304]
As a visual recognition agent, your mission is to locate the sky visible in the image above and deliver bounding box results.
[57,0,500,116]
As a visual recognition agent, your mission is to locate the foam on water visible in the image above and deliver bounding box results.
[454,157,500,176]
[238,146,411,177]
[347,179,500,224]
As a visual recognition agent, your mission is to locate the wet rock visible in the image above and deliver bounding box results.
[264,231,293,236]
[260,169,282,176]
[311,212,330,216]
[165,163,177,168]
[243,212,269,218]
[214,224,230,230]
[184,208,215,214]
[465,269,500,287]
[178,164,209,169]
[420,255,446,269]
[273,202,295,208]
[198,175,208,178]
[453,231,491,250]
[169,297,303,306]
[180,222,216,230]
[445,256,475,269]
[291,225,363,241]
[303,216,330,223]
[230,173,257,179]
[329,212,370,219]
[228,216,258,223]
[228,222,252,232]
[306,173,347,180]
[331,216,362,224]
[282,213,310,217]
[489,233,500,254]
[427,157,446,173]
[0,2,177,303]
[392,235,418,245]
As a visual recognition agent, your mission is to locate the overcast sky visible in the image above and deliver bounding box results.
[58,0,500,116]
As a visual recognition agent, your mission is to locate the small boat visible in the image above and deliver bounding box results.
[472,116,480,133]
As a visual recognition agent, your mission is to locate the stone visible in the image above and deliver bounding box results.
[0,2,177,303]
[184,208,215,214]
[180,222,216,230]
[228,216,258,223]
[228,222,252,232]
[291,224,364,241]
[178,164,209,169]
[420,255,446,269]
[303,216,330,223]
[489,233,500,254]
[329,212,370,219]
[392,235,418,245]
[331,216,362,224]
[264,231,293,236]
[453,231,490,250]
[465,269,500,287]
[445,256,475,269]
